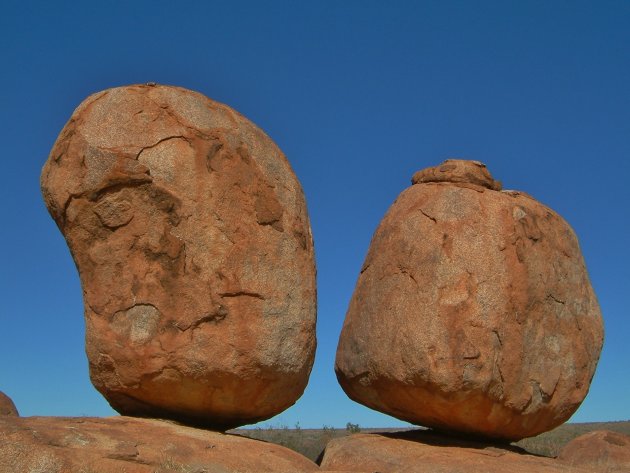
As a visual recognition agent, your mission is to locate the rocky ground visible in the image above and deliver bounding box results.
[0,415,318,473]
[235,420,630,461]
[1,405,629,472]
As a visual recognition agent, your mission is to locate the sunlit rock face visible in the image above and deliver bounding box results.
[335,159,603,441]
[41,84,317,430]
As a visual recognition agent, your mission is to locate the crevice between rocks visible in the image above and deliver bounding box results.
[135,135,190,160]
[219,291,265,300]
[419,208,437,223]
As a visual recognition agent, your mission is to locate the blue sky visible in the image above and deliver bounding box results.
[1,1,628,429]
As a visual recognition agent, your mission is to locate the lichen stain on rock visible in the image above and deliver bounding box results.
[111,304,161,345]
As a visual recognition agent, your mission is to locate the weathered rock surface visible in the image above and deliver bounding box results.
[0,391,18,417]
[319,430,589,473]
[558,430,630,473]
[336,159,603,440]
[40,84,317,429]
[0,415,319,473]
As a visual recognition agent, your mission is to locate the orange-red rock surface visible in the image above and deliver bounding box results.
[558,430,630,473]
[336,159,603,440]
[40,84,317,429]
[0,415,318,473]
[0,391,18,417]
[319,430,589,473]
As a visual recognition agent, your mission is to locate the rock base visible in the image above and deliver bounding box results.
[0,415,318,473]
[558,430,630,473]
[319,430,590,473]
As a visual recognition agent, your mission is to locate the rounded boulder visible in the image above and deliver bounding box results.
[0,391,18,417]
[41,84,317,429]
[335,159,603,440]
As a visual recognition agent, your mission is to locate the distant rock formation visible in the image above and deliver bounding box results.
[559,430,630,473]
[0,391,18,417]
[0,415,318,472]
[40,84,317,429]
[336,159,604,440]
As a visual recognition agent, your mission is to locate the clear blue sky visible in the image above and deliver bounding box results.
[1,1,628,429]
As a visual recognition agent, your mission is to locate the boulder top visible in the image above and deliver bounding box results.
[412,159,502,191]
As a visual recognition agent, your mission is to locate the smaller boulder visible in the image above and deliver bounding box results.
[558,430,630,473]
[0,391,18,417]
[335,159,604,440]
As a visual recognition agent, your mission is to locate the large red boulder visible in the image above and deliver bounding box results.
[336,159,603,440]
[41,84,316,429]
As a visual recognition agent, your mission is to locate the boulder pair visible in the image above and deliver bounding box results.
[41,85,603,441]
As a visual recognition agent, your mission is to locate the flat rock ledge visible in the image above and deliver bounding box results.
[0,415,318,473]
[1,416,624,472]
[319,430,592,473]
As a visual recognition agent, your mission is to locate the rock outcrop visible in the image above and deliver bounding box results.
[40,84,317,429]
[319,430,589,473]
[0,415,318,473]
[0,391,18,417]
[336,159,603,440]
[558,430,630,473]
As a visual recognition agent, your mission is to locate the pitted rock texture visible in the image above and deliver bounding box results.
[319,430,590,473]
[0,391,18,416]
[335,159,603,440]
[0,415,319,473]
[41,84,316,429]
